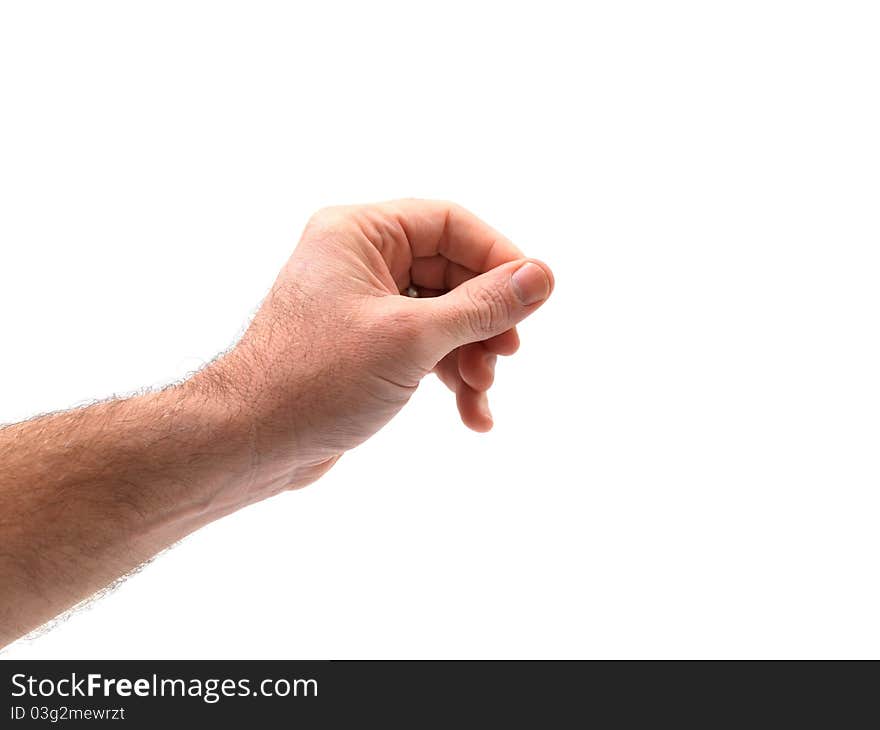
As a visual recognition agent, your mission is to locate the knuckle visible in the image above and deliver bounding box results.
[306,206,333,227]
[465,283,509,335]
[444,200,466,217]
[305,205,349,234]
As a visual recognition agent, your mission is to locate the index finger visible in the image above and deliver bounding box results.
[375,199,525,273]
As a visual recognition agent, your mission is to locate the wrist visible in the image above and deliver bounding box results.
[182,349,331,501]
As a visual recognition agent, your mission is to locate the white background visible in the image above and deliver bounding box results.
[1,1,878,659]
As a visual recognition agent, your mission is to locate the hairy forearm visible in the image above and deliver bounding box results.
[0,200,552,649]
[0,374,256,646]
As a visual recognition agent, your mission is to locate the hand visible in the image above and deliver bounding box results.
[197,199,554,495]
[0,199,554,643]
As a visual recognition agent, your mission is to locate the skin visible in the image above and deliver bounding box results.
[0,199,554,647]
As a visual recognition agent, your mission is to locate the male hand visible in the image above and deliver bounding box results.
[199,199,555,494]
[0,199,553,644]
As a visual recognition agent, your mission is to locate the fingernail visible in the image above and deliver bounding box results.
[511,262,550,305]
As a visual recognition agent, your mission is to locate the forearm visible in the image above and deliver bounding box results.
[0,374,255,646]
[0,200,552,649]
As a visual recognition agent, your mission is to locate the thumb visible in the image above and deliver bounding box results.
[422,259,554,355]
